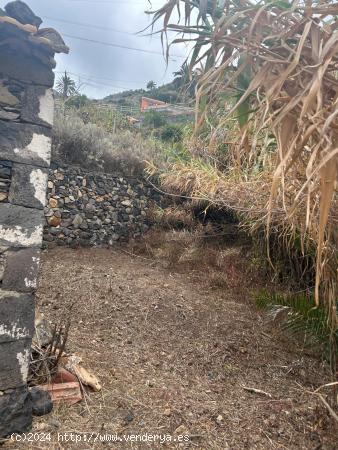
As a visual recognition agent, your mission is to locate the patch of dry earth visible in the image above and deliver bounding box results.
[12,246,337,449]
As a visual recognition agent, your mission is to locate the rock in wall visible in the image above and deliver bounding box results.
[0,1,68,438]
[43,164,162,247]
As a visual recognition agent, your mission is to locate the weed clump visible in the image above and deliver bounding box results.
[52,112,162,176]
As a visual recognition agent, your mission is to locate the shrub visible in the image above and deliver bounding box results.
[143,110,167,128]
[52,114,107,167]
[65,94,90,109]
[102,129,162,176]
[52,112,163,176]
[160,124,183,144]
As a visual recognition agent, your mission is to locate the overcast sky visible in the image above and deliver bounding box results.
[0,0,188,98]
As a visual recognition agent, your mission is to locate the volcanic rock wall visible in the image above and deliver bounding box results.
[43,164,161,247]
[0,1,68,438]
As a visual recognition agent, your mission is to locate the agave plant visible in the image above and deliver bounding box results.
[148,0,338,362]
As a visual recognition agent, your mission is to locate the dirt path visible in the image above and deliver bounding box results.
[30,246,336,449]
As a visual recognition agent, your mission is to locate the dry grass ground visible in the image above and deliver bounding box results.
[9,234,337,449]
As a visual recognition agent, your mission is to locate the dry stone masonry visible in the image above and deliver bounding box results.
[0,1,68,438]
[44,164,161,247]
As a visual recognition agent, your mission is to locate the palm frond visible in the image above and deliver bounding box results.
[256,289,337,367]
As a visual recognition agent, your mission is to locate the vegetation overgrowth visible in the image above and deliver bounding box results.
[148,0,338,372]
[52,67,195,176]
[52,107,164,175]
[256,289,338,363]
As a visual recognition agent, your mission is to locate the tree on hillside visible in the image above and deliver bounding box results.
[146,80,157,90]
[173,62,190,87]
[173,62,198,99]
[56,71,78,100]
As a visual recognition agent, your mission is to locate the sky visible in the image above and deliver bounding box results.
[0,0,189,98]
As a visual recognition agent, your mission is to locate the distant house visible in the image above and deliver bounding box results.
[140,97,167,112]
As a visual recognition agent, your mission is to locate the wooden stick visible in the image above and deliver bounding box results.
[242,386,273,398]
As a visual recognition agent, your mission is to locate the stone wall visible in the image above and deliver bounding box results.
[43,164,161,247]
[0,1,68,438]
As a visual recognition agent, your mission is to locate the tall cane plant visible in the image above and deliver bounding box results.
[148,0,338,369]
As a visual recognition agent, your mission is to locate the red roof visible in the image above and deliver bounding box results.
[140,97,167,112]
